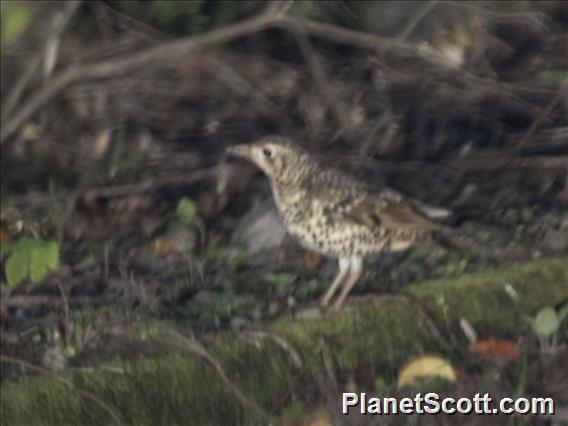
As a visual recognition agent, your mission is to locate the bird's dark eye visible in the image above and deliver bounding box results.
[262,148,272,157]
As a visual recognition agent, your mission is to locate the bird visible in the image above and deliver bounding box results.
[226,135,451,310]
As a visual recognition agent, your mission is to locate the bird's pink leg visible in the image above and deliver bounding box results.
[320,258,350,308]
[331,257,363,310]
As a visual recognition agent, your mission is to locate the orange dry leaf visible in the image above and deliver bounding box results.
[470,339,519,363]
[302,416,333,426]
[151,238,177,256]
[0,226,10,247]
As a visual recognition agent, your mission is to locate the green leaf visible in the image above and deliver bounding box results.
[3,238,59,286]
[30,252,49,283]
[216,181,226,195]
[64,345,76,358]
[533,307,560,338]
[30,240,59,283]
[176,197,197,224]
[43,240,60,270]
[5,249,29,287]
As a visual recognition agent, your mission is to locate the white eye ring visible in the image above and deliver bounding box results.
[262,148,272,157]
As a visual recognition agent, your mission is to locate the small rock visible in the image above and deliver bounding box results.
[230,317,250,331]
[540,227,568,253]
[41,345,67,372]
[294,307,322,320]
[231,197,287,261]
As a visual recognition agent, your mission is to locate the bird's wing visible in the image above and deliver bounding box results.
[325,189,440,232]
[306,166,440,232]
[371,196,441,231]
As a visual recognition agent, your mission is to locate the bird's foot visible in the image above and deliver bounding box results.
[320,296,332,308]
[329,299,345,311]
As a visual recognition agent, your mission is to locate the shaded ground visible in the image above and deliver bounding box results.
[2,259,567,425]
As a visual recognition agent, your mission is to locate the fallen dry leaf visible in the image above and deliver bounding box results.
[397,355,456,388]
[470,338,520,363]
[0,226,10,247]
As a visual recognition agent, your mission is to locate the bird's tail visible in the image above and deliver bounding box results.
[413,200,453,222]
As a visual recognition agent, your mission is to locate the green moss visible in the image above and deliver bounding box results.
[407,258,568,336]
[2,258,566,425]
[1,379,82,426]
[1,355,243,426]
[212,334,295,411]
[270,303,435,377]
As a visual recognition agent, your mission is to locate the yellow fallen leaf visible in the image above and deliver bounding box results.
[397,355,456,388]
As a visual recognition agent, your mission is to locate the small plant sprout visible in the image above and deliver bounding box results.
[527,305,568,351]
[176,197,197,224]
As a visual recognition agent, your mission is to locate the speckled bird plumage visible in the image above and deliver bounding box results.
[227,136,446,309]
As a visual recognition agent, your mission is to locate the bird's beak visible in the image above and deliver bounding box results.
[226,144,253,160]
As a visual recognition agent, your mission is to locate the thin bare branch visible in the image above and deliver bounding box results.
[10,165,222,207]
[282,19,350,138]
[397,0,439,41]
[0,7,281,143]
[451,154,568,172]
[244,331,303,369]
[516,89,566,151]
[278,15,419,56]
[1,1,81,120]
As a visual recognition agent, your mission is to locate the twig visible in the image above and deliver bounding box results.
[56,192,78,243]
[155,327,269,420]
[95,0,166,42]
[450,154,567,172]
[4,294,116,308]
[282,19,350,139]
[43,1,82,77]
[0,354,123,425]
[77,167,221,199]
[0,331,20,345]
[397,1,439,41]
[244,330,303,369]
[1,55,43,122]
[515,89,566,151]
[278,16,417,55]
[10,166,221,207]
[356,111,393,161]
[210,55,279,115]
[279,15,557,101]
[56,279,70,341]
[1,1,80,120]
[0,4,283,143]
[2,1,557,147]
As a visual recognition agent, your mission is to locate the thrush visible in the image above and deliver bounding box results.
[226,136,450,310]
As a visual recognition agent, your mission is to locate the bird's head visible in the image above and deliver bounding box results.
[226,136,309,184]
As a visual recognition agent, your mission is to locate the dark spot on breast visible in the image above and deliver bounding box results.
[369,213,381,226]
[337,196,354,209]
